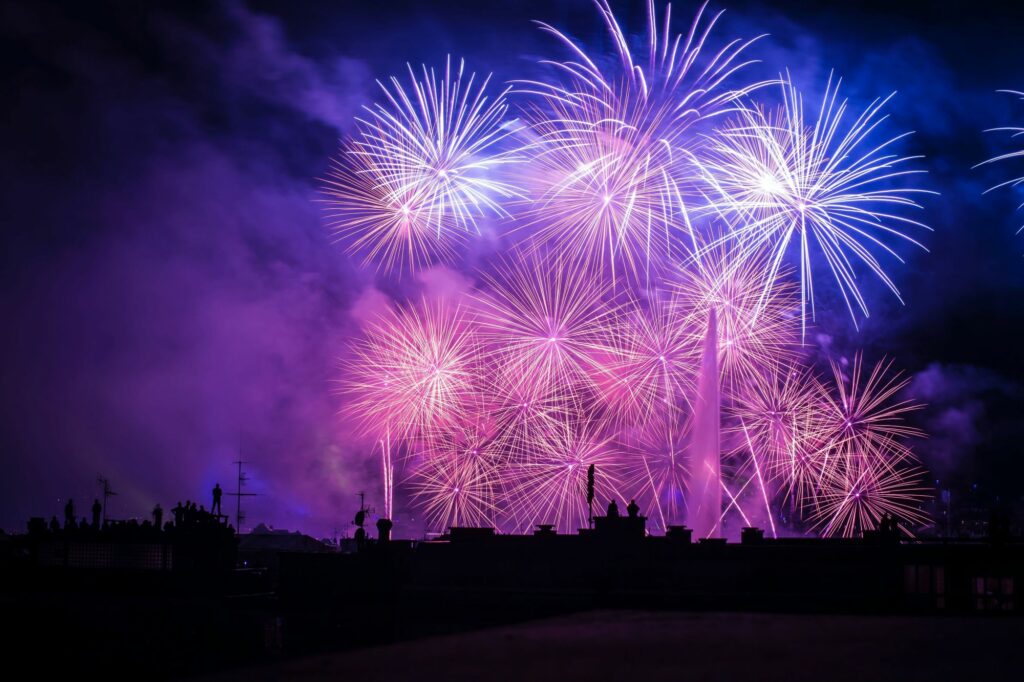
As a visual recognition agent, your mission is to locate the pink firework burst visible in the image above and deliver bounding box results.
[343,299,479,440]
[474,251,617,394]
[619,414,690,533]
[592,292,698,428]
[408,422,505,532]
[810,453,931,538]
[673,245,800,391]
[817,353,924,476]
[503,415,627,534]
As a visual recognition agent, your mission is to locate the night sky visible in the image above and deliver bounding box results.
[2,0,1023,537]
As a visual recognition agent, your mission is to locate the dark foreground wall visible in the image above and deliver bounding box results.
[2,532,1021,678]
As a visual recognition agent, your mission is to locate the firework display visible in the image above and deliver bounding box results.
[331,1,933,539]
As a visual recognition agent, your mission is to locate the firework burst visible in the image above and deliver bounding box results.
[474,251,617,393]
[327,1,935,539]
[504,415,626,534]
[697,75,933,332]
[620,414,690,532]
[817,353,924,475]
[803,354,928,537]
[728,364,823,475]
[344,299,479,439]
[673,245,799,390]
[810,455,930,538]
[408,423,505,531]
[592,292,697,428]
[322,57,522,274]
[517,0,765,283]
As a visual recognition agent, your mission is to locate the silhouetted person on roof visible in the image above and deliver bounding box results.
[91,499,102,528]
[376,517,393,543]
[172,502,184,526]
[212,484,223,515]
[606,499,620,518]
[627,499,640,518]
[48,516,60,533]
[153,503,163,530]
[64,499,75,529]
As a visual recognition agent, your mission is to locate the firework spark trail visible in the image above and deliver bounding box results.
[322,57,523,275]
[713,463,753,534]
[517,0,767,284]
[380,431,395,519]
[976,90,1024,232]
[695,74,934,333]
[739,420,778,538]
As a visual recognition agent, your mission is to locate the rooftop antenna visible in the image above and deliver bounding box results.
[354,491,374,526]
[97,476,117,524]
[226,460,258,533]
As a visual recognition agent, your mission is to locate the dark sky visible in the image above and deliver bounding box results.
[2,0,1023,536]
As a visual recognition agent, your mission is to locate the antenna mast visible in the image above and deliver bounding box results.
[97,476,117,524]
[226,460,258,532]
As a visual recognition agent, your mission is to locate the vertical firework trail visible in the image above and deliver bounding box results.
[688,308,722,538]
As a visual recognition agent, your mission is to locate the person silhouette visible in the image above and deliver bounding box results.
[606,499,620,518]
[376,517,393,543]
[153,503,163,530]
[48,516,60,533]
[627,499,640,518]
[212,483,223,515]
[91,499,102,528]
[172,501,184,527]
[64,499,75,529]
